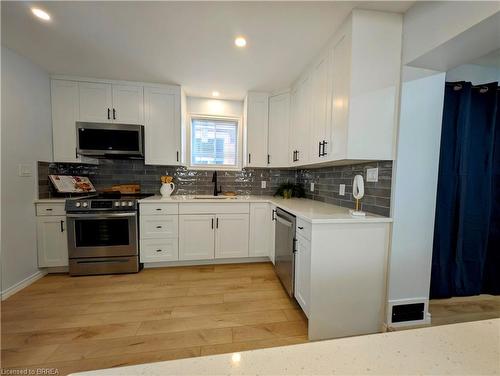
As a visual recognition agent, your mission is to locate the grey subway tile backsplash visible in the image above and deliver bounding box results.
[38,159,392,216]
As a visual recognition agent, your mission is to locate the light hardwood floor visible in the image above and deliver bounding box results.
[1,262,308,375]
[429,294,500,326]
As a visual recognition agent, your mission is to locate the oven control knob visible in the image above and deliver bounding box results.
[82,202,88,208]
[75,202,81,208]
[128,201,133,207]
[121,201,127,207]
[114,201,120,207]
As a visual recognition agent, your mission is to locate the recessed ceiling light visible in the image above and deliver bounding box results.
[31,8,51,21]
[234,37,247,48]
[212,91,220,97]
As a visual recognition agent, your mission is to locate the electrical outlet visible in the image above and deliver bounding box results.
[310,182,315,192]
[339,184,345,196]
[366,168,379,182]
[18,164,32,177]
[261,181,267,189]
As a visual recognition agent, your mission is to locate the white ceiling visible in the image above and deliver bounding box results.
[471,48,500,68]
[1,1,413,100]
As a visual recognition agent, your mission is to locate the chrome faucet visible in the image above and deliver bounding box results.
[212,171,222,196]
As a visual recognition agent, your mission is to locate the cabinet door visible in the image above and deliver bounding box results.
[37,216,68,267]
[112,85,144,124]
[269,205,277,264]
[245,92,269,167]
[291,75,311,165]
[249,203,271,257]
[144,86,181,165]
[179,215,214,260]
[78,82,113,123]
[268,93,290,168]
[310,52,331,163]
[215,214,249,259]
[294,234,311,317]
[51,80,80,163]
[330,34,350,160]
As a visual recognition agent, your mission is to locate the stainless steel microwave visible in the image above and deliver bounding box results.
[76,122,144,158]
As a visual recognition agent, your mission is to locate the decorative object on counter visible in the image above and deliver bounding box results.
[350,174,366,217]
[274,182,305,199]
[104,184,141,194]
[160,175,175,198]
[223,191,237,197]
[49,175,96,193]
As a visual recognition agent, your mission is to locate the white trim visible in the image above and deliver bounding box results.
[144,256,270,268]
[186,114,243,171]
[1,270,47,300]
[50,74,179,89]
[387,297,431,327]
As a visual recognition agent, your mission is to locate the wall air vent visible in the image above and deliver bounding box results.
[391,303,425,323]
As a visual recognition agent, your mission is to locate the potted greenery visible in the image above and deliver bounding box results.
[274,182,305,199]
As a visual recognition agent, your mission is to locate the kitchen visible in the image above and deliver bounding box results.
[1,1,499,375]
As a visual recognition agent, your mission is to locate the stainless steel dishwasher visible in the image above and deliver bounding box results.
[274,208,296,297]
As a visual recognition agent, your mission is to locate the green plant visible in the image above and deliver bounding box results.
[274,182,305,198]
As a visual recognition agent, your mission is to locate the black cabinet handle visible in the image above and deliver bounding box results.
[156,249,162,253]
[107,108,110,120]
[155,208,162,211]
[248,153,251,164]
[60,220,64,232]
[298,226,304,230]
[267,154,270,165]
[75,147,78,159]
[176,151,179,162]
[318,141,322,157]
[296,150,299,161]
[46,208,53,211]
[112,108,116,120]
[156,225,162,229]
[211,218,214,229]
[216,218,219,229]
[322,141,328,156]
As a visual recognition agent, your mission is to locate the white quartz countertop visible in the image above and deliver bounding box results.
[73,319,500,376]
[139,195,392,224]
[34,198,67,203]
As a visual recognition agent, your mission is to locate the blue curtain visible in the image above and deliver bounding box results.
[430,81,499,298]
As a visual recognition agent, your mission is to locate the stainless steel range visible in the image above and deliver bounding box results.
[65,193,149,276]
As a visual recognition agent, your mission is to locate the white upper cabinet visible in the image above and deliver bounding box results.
[144,85,181,166]
[51,80,81,163]
[244,92,269,168]
[112,85,144,124]
[268,92,290,168]
[78,82,113,123]
[288,10,402,165]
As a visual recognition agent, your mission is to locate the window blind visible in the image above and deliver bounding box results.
[191,118,238,166]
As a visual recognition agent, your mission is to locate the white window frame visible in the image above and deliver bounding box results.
[186,114,243,171]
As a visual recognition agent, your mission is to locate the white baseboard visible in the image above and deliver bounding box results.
[144,257,271,268]
[1,270,47,301]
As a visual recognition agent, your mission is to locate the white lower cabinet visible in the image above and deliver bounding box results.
[140,215,179,239]
[215,214,249,259]
[249,203,271,257]
[179,214,215,260]
[35,203,68,268]
[294,234,311,317]
[140,238,178,262]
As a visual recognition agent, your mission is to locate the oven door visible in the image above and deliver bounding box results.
[67,212,137,258]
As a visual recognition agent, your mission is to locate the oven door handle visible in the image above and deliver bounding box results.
[66,213,137,219]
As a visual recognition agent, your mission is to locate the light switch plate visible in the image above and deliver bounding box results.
[261,181,267,189]
[339,184,345,196]
[366,168,379,182]
[18,164,33,177]
[310,182,315,192]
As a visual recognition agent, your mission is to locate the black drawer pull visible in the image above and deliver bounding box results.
[156,225,162,229]
[298,226,304,230]
[45,208,53,211]
[155,208,162,211]
[156,249,162,252]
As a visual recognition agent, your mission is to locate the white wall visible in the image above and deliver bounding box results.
[387,67,446,326]
[1,47,53,296]
[446,63,500,84]
[187,97,243,118]
[402,2,499,65]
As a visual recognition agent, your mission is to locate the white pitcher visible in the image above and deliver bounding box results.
[160,182,175,198]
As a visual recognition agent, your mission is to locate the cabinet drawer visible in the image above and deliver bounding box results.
[140,215,178,239]
[141,239,179,262]
[296,217,312,240]
[36,203,66,216]
[179,203,250,214]
[140,203,179,215]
